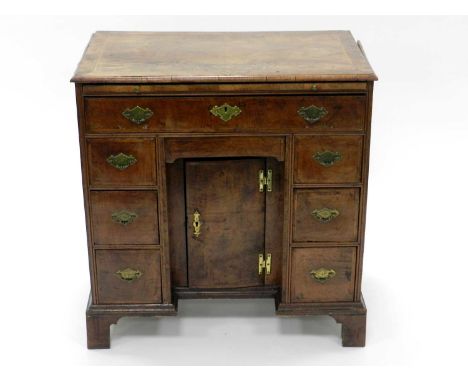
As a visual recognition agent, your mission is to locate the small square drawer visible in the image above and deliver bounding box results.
[291,247,356,303]
[293,188,359,242]
[294,135,363,184]
[90,191,159,245]
[87,138,156,187]
[95,249,161,304]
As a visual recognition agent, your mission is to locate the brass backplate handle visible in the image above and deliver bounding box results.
[298,105,327,123]
[122,105,154,124]
[313,151,342,167]
[310,268,336,283]
[210,103,242,122]
[192,210,201,238]
[112,210,138,225]
[115,267,142,282]
[106,153,137,170]
[312,207,340,223]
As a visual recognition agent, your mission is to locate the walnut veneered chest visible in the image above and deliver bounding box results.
[71,31,377,349]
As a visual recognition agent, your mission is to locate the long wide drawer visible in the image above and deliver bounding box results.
[95,249,161,304]
[293,188,360,242]
[84,95,366,133]
[290,247,356,303]
[90,191,159,245]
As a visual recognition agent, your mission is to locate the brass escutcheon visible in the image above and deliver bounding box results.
[192,210,201,238]
[210,103,242,122]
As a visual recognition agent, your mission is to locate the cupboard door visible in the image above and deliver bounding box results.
[185,159,266,288]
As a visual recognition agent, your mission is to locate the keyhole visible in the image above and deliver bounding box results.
[193,210,201,237]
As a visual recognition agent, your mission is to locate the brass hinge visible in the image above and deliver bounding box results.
[259,169,273,192]
[258,253,271,275]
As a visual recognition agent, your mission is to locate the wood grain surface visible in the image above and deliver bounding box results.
[294,135,364,184]
[90,191,159,245]
[87,138,156,187]
[72,31,377,83]
[293,188,360,242]
[84,95,366,133]
[73,31,377,348]
[185,159,266,288]
[290,247,356,303]
[95,249,162,304]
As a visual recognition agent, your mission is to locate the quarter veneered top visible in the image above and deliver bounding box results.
[71,31,377,83]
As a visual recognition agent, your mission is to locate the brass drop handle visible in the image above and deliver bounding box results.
[298,105,327,123]
[313,151,342,167]
[106,153,137,170]
[115,267,142,282]
[192,210,202,238]
[312,207,340,222]
[122,105,154,124]
[310,268,336,283]
[112,210,138,225]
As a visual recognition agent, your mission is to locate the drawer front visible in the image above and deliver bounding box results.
[294,135,363,184]
[84,95,366,133]
[90,191,159,245]
[95,249,161,304]
[293,188,359,242]
[291,247,356,302]
[87,138,156,187]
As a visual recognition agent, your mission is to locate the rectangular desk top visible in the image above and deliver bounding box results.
[71,31,377,84]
